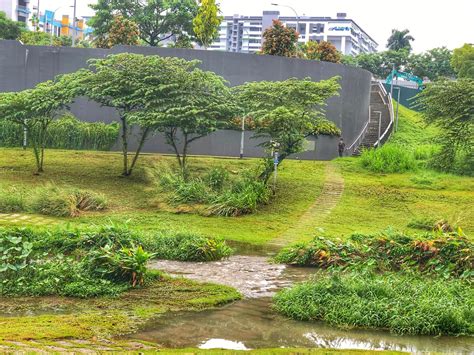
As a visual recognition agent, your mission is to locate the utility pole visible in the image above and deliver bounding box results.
[72,0,77,47]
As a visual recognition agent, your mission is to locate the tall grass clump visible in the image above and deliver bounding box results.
[274,272,473,336]
[0,188,25,213]
[28,185,107,217]
[141,231,233,261]
[0,115,119,151]
[159,168,272,217]
[360,145,417,173]
[208,179,271,217]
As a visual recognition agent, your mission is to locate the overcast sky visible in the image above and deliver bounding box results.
[37,0,473,53]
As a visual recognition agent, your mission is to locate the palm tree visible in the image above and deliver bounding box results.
[387,29,415,52]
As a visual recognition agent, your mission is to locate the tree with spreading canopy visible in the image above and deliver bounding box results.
[130,59,236,177]
[193,0,222,49]
[0,74,80,173]
[234,77,341,182]
[88,0,198,47]
[261,20,299,57]
[415,79,473,174]
[407,47,455,80]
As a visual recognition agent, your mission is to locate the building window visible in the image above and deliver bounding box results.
[298,24,306,34]
[310,23,324,34]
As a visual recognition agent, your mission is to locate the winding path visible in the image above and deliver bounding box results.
[268,162,345,248]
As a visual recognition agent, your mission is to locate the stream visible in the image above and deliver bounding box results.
[140,252,474,353]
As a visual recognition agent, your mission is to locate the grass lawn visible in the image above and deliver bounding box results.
[0,104,472,244]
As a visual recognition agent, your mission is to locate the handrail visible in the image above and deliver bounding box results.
[374,81,394,147]
[347,105,371,152]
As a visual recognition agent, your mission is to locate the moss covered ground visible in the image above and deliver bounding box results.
[0,275,240,342]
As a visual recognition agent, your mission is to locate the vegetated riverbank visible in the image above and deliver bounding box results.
[273,229,473,336]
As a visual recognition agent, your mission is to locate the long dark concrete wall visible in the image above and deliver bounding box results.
[0,40,372,160]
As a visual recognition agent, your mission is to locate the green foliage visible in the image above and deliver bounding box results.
[0,114,119,150]
[141,231,232,262]
[193,0,222,48]
[234,77,340,181]
[386,28,415,52]
[274,272,473,335]
[0,11,25,40]
[203,167,229,191]
[261,20,299,57]
[451,44,474,79]
[19,31,72,47]
[0,233,33,275]
[90,243,155,287]
[168,35,194,49]
[103,15,140,48]
[129,56,236,176]
[88,0,198,47]
[407,47,455,80]
[415,79,473,175]
[275,230,473,278]
[345,50,409,78]
[360,145,417,173]
[301,40,341,63]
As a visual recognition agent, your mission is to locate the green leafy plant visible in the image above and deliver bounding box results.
[141,231,232,262]
[91,243,155,287]
[274,272,473,336]
[275,229,473,278]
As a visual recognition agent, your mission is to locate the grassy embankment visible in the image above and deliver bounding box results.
[1,104,472,244]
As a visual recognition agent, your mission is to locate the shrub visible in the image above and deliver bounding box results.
[141,231,233,262]
[208,179,271,217]
[89,243,155,287]
[275,230,473,278]
[360,145,417,173]
[28,185,107,217]
[407,217,437,230]
[274,272,473,336]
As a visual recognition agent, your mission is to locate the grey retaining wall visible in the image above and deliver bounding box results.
[0,40,372,160]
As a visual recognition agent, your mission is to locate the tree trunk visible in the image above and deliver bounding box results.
[127,126,151,176]
[167,129,184,174]
[120,115,129,176]
[258,153,288,184]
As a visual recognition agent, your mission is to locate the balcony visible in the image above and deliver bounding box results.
[17,5,31,15]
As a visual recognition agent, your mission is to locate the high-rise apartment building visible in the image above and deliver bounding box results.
[0,0,34,28]
[209,11,378,55]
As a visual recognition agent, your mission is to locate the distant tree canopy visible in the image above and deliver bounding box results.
[0,11,25,40]
[193,0,222,49]
[88,0,198,47]
[387,29,415,52]
[261,20,299,57]
[343,47,458,81]
[302,40,341,63]
[451,44,474,79]
[95,15,140,48]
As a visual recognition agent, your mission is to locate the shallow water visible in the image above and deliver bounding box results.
[143,256,474,353]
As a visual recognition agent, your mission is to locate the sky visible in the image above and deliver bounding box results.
[37,0,473,53]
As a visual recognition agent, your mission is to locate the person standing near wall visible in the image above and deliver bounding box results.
[338,137,346,157]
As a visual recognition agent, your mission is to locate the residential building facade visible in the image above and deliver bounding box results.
[209,11,378,55]
[0,0,34,28]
